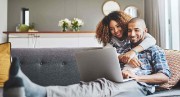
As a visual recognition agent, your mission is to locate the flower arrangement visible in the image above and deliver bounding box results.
[58,18,71,31]
[71,18,84,31]
[58,18,84,32]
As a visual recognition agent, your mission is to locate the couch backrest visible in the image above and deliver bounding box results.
[11,48,180,88]
[11,48,101,86]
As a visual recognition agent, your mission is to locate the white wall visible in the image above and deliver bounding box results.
[8,0,144,31]
[0,0,7,43]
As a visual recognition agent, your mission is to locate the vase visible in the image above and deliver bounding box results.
[62,26,68,32]
[73,27,80,32]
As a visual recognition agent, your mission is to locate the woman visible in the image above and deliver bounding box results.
[96,11,156,67]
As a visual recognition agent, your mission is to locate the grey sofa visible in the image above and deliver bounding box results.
[0,48,180,97]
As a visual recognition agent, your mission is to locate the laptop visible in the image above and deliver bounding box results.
[75,47,133,83]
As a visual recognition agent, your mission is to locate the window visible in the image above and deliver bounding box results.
[166,0,180,50]
[22,8,29,26]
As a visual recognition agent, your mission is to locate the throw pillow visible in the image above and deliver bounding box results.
[0,42,11,87]
[159,49,180,90]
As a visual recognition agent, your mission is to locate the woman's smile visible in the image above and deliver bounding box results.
[110,20,124,39]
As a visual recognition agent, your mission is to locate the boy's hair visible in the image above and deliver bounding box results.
[128,17,146,28]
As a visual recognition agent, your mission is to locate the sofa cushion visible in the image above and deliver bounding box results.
[0,42,11,87]
[159,50,180,90]
[11,48,101,86]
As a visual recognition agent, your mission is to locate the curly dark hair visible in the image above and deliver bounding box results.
[96,11,132,46]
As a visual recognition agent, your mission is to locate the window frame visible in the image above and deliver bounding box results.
[21,8,29,25]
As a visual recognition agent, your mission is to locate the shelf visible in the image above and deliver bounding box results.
[3,31,102,48]
[3,31,95,34]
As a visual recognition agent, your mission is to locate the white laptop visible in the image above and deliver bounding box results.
[75,47,133,83]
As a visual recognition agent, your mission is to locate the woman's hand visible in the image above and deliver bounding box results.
[127,56,142,68]
[121,50,136,63]
[118,51,142,68]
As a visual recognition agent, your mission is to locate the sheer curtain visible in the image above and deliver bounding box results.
[170,0,180,50]
[144,0,167,48]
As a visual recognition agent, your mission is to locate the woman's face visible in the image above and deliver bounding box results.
[109,20,124,39]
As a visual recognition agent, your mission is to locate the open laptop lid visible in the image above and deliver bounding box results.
[75,48,124,82]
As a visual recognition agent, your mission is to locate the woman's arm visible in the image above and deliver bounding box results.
[138,33,156,50]
[121,33,156,64]
[130,33,156,54]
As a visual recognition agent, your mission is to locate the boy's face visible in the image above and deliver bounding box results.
[127,22,146,44]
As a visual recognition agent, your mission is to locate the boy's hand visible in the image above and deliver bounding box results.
[122,70,138,79]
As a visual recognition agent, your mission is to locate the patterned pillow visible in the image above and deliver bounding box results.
[159,49,180,90]
[0,42,11,87]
